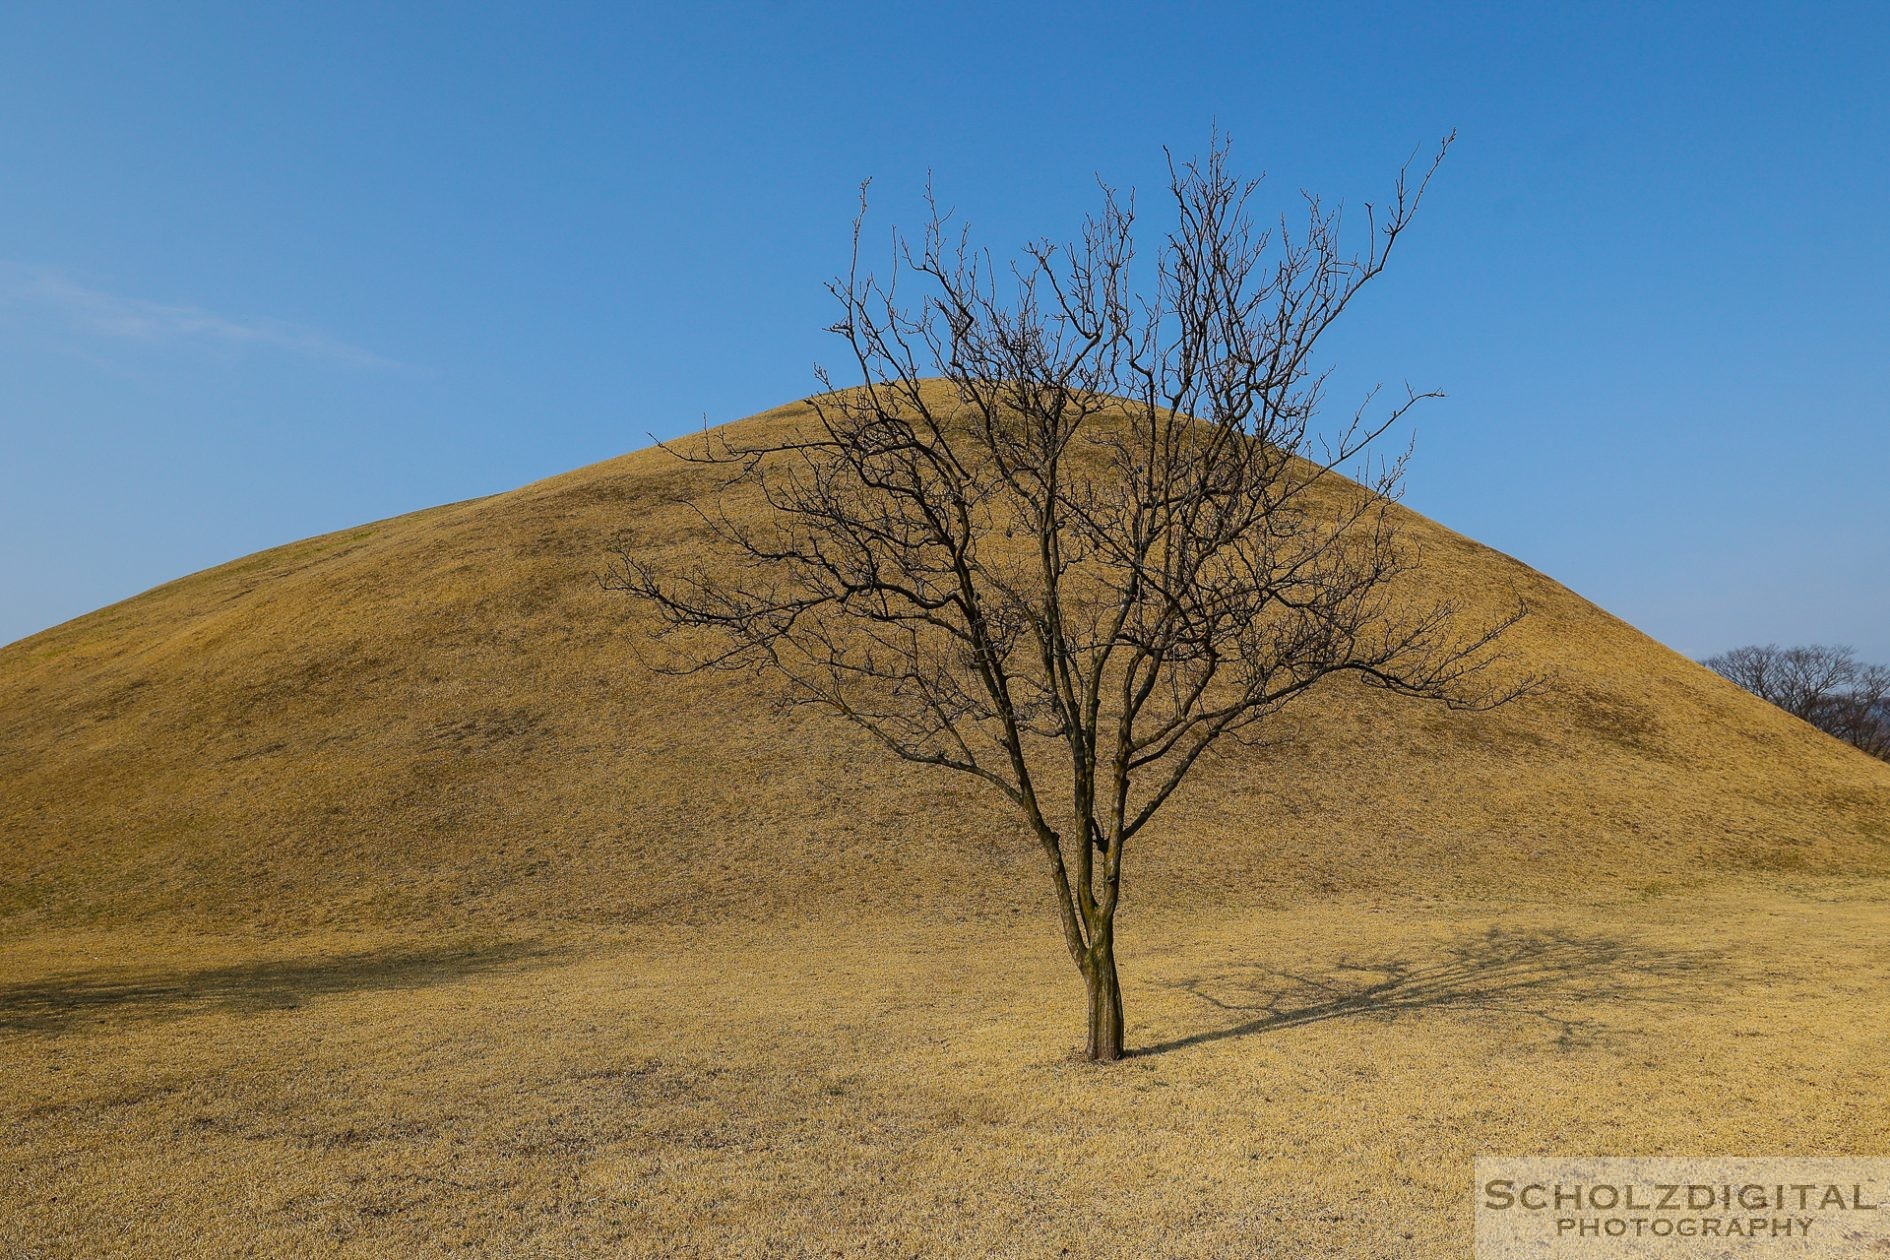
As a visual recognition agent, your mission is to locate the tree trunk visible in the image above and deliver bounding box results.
[1084,929,1125,1062]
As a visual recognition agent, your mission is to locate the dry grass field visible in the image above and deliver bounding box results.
[4,888,1888,1257]
[3,393,1889,1256]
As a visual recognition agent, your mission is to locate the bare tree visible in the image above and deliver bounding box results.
[1706,644,1890,760]
[607,134,1532,1061]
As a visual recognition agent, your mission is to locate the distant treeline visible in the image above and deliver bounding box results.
[1705,644,1890,760]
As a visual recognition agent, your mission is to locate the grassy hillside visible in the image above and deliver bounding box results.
[3,395,1888,938]
[5,392,1890,1258]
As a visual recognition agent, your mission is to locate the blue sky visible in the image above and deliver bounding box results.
[2,1,1886,659]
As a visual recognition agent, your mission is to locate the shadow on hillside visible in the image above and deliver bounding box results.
[0,940,552,1036]
[1137,927,1717,1058]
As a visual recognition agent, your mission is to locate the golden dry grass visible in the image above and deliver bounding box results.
[2,392,1889,1256]
[4,887,1888,1257]
[3,395,1888,933]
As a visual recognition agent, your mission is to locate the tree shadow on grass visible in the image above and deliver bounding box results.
[1137,927,1718,1057]
[0,940,553,1036]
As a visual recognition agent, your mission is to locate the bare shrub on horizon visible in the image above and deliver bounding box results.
[1706,643,1890,760]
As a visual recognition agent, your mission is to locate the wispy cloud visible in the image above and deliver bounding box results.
[0,263,400,369]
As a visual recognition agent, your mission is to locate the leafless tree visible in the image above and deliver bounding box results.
[1706,644,1890,759]
[607,134,1533,1061]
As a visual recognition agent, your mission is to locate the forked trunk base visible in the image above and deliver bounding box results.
[1084,939,1125,1062]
